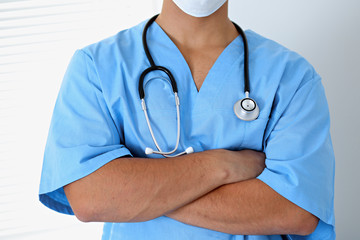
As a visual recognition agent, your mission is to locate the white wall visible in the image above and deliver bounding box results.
[0,0,159,239]
[229,0,360,238]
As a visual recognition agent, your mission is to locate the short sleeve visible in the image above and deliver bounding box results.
[257,75,335,239]
[39,50,132,215]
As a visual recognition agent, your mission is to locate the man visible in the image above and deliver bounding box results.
[39,0,335,239]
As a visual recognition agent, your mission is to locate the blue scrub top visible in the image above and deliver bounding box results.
[39,19,335,240]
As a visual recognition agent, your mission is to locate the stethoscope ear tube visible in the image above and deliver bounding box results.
[139,15,261,157]
[141,93,185,158]
[139,14,191,158]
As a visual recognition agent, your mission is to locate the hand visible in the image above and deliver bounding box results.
[209,149,266,184]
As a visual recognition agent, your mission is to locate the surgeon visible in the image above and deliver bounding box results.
[39,0,335,239]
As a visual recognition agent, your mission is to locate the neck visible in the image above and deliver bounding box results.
[156,0,238,49]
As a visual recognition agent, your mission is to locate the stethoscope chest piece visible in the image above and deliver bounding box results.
[234,96,259,121]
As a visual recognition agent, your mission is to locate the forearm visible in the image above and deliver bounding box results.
[167,179,319,236]
[64,150,229,223]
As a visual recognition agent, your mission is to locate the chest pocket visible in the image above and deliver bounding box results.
[188,110,247,151]
[209,73,270,151]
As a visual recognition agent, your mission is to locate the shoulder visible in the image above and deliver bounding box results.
[245,29,317,86]
[68,19,148,90]
[78,19,147,62]
[246,29,307,63]
[62,19,148,94]
[244,29,323,118]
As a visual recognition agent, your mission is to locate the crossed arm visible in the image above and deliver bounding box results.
[64,149,318,236]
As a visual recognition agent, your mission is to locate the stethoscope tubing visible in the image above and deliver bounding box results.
[141,14,251,95]
[139,14,258,157]
[232,23,250,94]
[141,93,181,157]
[142,14,159,68]
[139,65,178,99]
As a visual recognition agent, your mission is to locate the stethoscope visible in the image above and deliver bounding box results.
[139,14,260,158]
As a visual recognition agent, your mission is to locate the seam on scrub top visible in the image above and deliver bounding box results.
[209,53,244,110]
[210,108,270,120]
[189,109,269,120]
[271,73,319,118]
[79,48,122,144]
[262,76,321,147]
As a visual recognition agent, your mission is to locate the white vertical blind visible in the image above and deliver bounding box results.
[0,0,160,239]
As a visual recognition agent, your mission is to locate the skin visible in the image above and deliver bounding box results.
[64,0,319,236]
[156,0,239,91]
[64,149,265,222]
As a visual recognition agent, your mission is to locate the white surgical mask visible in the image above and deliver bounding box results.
[172,0,227,18]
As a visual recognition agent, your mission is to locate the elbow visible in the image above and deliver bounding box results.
[71,200,142,223]
[296,214,319,236]
[72,205,95,223]
[64,185,98,222]
[285,210,319,236]
[71,202,137,223]
[69,197,152,223]
[64,184,156,223]
[68,194,102,223]
[64,186,132,223]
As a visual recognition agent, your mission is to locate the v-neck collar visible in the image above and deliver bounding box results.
[148,21,245,114]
